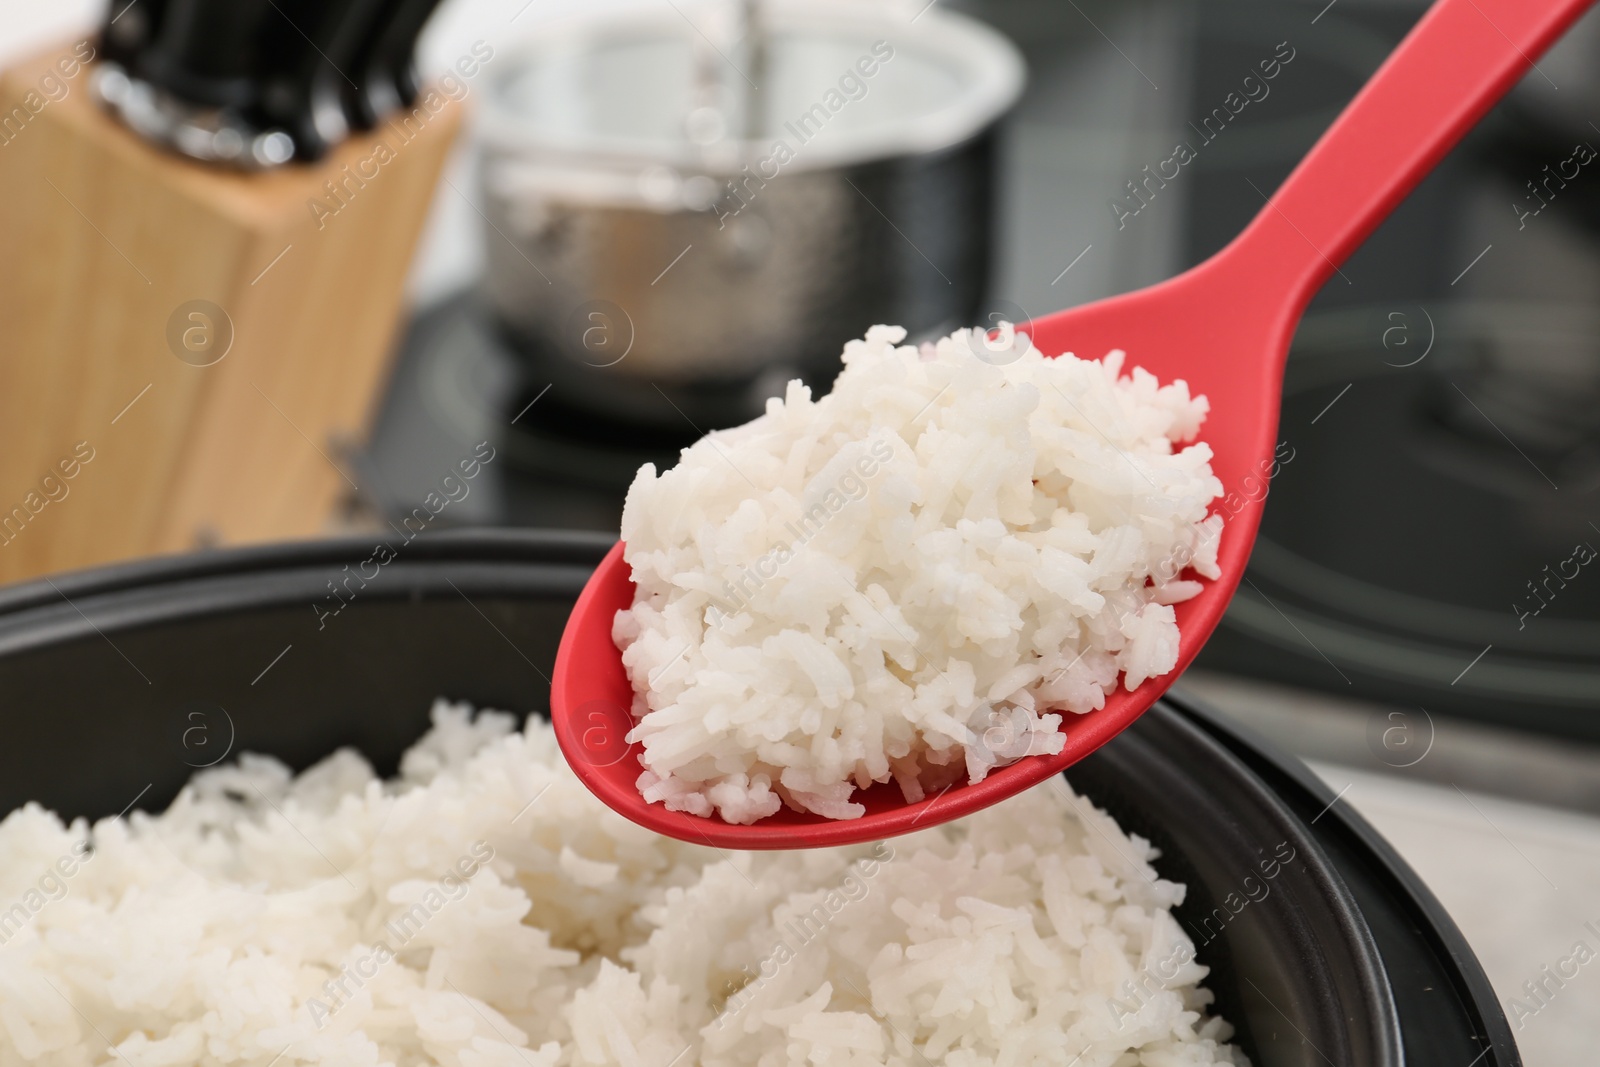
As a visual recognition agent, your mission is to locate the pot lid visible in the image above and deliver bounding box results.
[478,1,1025,176]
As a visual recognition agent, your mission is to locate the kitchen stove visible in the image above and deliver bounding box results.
[360,0,1600,740]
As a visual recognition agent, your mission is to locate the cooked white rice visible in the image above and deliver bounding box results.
[617,325,1224,823]
[0,702,1242,1067]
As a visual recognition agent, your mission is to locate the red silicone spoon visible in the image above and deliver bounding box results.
[553,0,1593,849]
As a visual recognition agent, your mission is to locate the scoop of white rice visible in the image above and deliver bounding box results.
[0,702,1243,1067]
[617,325,1224,822]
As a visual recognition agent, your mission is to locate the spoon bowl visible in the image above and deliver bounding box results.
[553,0,1593,849]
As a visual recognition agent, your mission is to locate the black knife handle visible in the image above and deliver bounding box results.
[139,0,270,109]
[251,0,385,159]
[339,0,406,130]
[99,0,171,74]
[345,0,447,130]
[96,0,443,164]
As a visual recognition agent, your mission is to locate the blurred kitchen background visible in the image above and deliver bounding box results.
[2,0,1598,1058]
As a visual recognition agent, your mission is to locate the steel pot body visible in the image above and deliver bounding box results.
[476,2,1024,429]
[481,137,998,428]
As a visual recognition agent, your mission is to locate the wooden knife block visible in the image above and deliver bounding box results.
[0,44,461,584]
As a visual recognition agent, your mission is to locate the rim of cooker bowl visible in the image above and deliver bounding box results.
[1171,689,1522,1067]
[1064,693,1403,1066]
[0,529,615,657]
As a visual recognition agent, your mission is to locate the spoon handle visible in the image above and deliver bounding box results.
[1223,0,1595,312]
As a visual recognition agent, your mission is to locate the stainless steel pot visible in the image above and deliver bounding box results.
[476,1,1024,430]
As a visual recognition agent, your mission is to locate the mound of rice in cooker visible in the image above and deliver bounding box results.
[617,324,1224,823]
[0,702,1243,1067]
